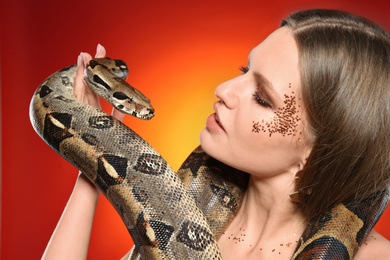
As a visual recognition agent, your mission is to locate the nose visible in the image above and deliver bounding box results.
[215,77,240,109]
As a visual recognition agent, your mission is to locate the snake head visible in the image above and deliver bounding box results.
[111,83,155,120]
[84,58,154,120]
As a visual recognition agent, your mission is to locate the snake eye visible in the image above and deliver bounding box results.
[114,59,127,69]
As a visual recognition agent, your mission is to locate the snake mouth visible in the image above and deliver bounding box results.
[135,108,155,120]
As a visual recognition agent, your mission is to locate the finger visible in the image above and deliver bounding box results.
[74,52,93,99]
[95,44,106,58]
[74,53,86,99]
[111,108,125,122]
[73,52,101,109]
[82,51,93,64]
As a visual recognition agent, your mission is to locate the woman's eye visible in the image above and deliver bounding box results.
[239,66,249,74]
[253,92,271,108]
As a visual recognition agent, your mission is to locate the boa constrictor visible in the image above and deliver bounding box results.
[30,57,389,259]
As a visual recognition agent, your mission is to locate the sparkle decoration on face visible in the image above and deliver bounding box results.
[252,83,301,137]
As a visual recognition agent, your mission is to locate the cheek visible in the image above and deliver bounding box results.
[251,92,301,138]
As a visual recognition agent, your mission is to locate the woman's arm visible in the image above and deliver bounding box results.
[42,45,125,259]
[354,230,390,259]
[42,174,100,259]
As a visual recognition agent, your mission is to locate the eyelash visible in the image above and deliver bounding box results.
[253,92,271,108]
[239,66,271,108]
[239,66,249,74]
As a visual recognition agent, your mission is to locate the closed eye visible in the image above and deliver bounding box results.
[239,64,272,108]
[253,92,271,108]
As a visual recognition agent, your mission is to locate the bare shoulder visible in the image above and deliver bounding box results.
[354,230,390,259]
[120,250,131,260]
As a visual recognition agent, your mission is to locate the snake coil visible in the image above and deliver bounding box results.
[30,57,389,259]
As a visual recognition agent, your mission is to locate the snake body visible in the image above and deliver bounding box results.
[30,58,389,259]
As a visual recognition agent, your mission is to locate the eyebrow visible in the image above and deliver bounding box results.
[248,50,282,102]
[254,72,273,92]
[255,72,282,103]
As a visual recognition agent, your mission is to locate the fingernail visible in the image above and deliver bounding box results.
[77,52,83,66]
[96,43,102,54]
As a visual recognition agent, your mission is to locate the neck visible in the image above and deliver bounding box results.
[218,173,306,258]
[247,172,300,213]
[238,173,305,233]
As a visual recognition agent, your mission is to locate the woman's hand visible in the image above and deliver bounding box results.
[74,44,125,121]
[42,44,126,259]
[74,44,105,109]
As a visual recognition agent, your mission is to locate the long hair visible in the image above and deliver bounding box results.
[281,9,390,221]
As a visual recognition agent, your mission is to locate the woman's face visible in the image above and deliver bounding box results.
[200,27,312,177]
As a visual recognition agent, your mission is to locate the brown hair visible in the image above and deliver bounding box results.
[281,9,390,221]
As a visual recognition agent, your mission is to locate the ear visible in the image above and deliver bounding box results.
[298,141,312,171]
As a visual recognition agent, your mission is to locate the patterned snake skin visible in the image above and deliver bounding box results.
[29,58,389,259]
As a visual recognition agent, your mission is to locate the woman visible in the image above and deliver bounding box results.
[42,9,390,259]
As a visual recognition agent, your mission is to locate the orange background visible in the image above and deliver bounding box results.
[1,0,390,259]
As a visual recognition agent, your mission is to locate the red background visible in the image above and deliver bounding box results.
[1,0,390,259]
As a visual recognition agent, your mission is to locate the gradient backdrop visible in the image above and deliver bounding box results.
[1,0,390,259]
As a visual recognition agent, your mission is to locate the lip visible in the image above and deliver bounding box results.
[205,102,226,134]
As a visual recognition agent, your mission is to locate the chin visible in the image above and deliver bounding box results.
[200,129,217,155]
[199,131,226,165]
[199,128,210,152]
[200,128,239,171]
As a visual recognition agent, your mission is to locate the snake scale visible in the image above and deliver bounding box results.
[30,57,389,259]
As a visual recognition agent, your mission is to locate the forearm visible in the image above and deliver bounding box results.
[42,174,100,260]
[42,46,125,259]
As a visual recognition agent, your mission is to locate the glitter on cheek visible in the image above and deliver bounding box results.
[252,84,301,137]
